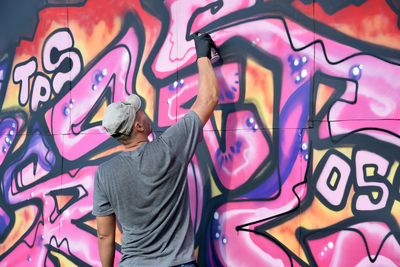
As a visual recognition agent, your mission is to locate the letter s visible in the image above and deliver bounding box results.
[354,150,390,212]
[42,28,82,94]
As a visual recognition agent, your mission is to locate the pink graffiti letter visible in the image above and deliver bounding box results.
[316,154,351,207]
[355,150,389,211]
[13,57,37,106]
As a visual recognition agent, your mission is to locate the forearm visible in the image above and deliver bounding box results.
[198,57,219,101]
[98,236,115,267]
[192,57,219,125]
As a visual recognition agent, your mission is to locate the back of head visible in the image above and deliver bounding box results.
[102,94,141,141]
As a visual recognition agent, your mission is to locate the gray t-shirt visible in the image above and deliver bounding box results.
[92,111,203,266]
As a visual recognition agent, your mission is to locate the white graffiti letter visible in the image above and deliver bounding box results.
[316,154,351,207]
[13,57,37,106]
[355,150,389,211]
[31,73,51,112]
[42,29,82,94]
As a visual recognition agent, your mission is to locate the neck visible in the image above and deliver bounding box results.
[123,135,149,151]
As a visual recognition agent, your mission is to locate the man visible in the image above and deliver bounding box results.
[92,33,219,267]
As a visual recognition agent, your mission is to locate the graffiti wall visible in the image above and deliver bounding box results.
[1,0,400,266]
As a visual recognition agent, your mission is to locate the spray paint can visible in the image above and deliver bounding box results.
[210,47,220,63]
[197,32,220,63]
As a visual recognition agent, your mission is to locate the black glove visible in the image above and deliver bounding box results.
[193,32,217,60]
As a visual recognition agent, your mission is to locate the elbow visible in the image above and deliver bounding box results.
[197,94,218,114]
[208,93,219,110]
[195,83,219,111]
[211,85,220,106]
[212,92,219,107]
[200,86,219,107]
[98,234,115,247]
[98,232,114,242]
[98,234,108,240]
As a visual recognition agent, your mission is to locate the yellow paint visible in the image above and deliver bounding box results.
[116,224,122,246]
[213,110,222,136]
[365,166,375,177]
[268,213,305,261]
[315,84,334,115]
[371,191,379,200]
[136,18,162,122]
[312,147,353,172]
[245,59,274,133]
[209,168,222,198]
[312,149,328,171]
[336,147,353,159]
[329,171,338,188]
[0,205,36,254]
[387,161,399,184]
[84,218,97,230]
[391,200,400,227]
[89,100,108,125]
[70,18,122,65]
[49,250,78,267]
[56,195,73,210]
[137,79,155,121]
[266,189,355,264]
[90,145,124,160]
[1,79,25,112]
[335,14,400,50]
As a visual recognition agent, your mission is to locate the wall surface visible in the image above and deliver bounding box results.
[1,0,400,266]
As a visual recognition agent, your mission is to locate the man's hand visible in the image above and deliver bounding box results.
[193,32,217,60]
[96,214,116,267]
[190,32,219,126]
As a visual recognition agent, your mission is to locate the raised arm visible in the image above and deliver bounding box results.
[190,33,219,126]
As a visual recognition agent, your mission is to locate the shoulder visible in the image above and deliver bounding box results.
[163,111,202,136]
[96,152,125,176]
[183,110,202,124]
[142,138,169,159]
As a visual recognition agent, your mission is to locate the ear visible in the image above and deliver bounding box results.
[134,121,144,132]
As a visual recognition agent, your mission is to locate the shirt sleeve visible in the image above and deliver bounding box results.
[160,111,203,163]
[92,168,114,217]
